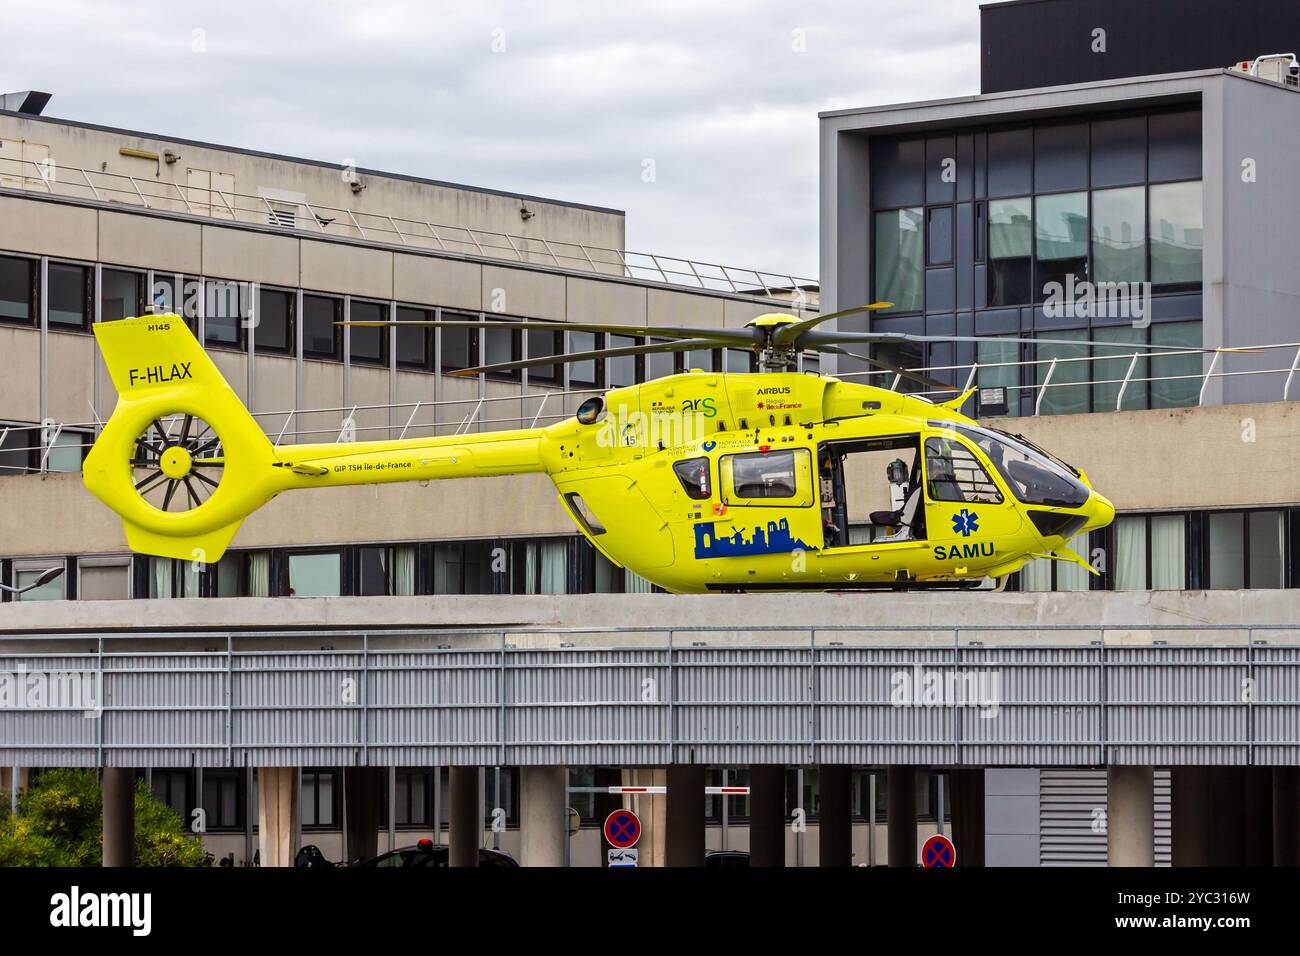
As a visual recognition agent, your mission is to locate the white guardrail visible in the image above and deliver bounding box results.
[4,340,1299,472]
[0,157,817,299]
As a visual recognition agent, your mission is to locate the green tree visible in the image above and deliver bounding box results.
[0,769,207,867]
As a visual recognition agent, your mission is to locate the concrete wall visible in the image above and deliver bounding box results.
[0,110,625,252]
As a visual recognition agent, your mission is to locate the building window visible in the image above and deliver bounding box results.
[645,339,678,381]
[873,207,923,312]
[288,551,342,597]
[349,300,388,365]
[395,306,431,369]
[986,126,1032,198]
[358,545,417,596]
[1033,121,1089,193]
[216,550,272,597]
[1207,510,1286,590]
[202,770,246,831]
[150,770,191,818]
[1149,180,1202,288]
[1034,191,1088,299]
[607,334,640,388]
[148,557,202,598]
[1089,325,1147,412]
[482,318,521,381]
[256,288,294,354]
[1035,330,1089,415]
[440,314,479,373]
[391,769,432,827]
[48,262,91,329]
[926,206,953,266]
[684,345,717,373]
[871,137,924,207]
[1018,532,1092,591]
[724,348,753,374]
[987,197,1032,306]
[78,557,132,601]
[526,324,562,384]
[11,560,66,601]
[302,295,342,360]
[301,770,340,829]
[0,255,36,325]
[433,541,496,594]
[1090,114,1146,188]
[511,539,568,594]
[100,269,144,322]
[202,279,249,348]
[1147,109,1202,183]
[1148,320,1201,409]
[568,331,601,387]
[1090,186,1146,284]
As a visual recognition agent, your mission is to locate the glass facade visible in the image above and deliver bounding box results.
[869,107,1204,416]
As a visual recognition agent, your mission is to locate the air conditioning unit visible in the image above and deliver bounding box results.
[1230,53,1299,88]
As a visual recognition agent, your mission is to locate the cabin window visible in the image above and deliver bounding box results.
[721,449,813,506]
[673,457,712,500]
[923,437,1003,504]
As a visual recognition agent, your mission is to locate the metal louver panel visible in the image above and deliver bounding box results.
[1040,768,1171,866]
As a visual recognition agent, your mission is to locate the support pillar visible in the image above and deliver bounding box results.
[256,767,300,867]
[447,766,480,867]
[521,766,567,867]
[1171,766,1210,866]
[1274,767,1300,867]
[1243,767,1273,867]
[748,764,786,867]
[343,767,384,865]
[1107,766,1154,867]
[102,767,135,868]
[1207,767,1245,867]
[818,765,852,867]
[949,768,986,867]
[621,768,667,866]
[887,765,917,867]
[665,764,705,867]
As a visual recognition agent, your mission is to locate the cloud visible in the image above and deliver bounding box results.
[2,0,982,280]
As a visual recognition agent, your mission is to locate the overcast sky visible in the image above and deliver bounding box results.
[4,0,984,279]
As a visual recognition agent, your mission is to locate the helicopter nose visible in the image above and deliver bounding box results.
[1082,491,1115,532]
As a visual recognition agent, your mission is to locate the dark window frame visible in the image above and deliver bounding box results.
[254,286,296,355]
[46,259,94,332]
[347,299,390,367]
[302,294,343,361]
[0,253,39,327]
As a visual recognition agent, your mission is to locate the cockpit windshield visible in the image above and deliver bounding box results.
[940,422,1090,509]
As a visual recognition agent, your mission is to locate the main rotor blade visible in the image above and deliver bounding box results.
[772,301,893,346]
[802,330,1236,353]
[446,337,727,378]
[818,345,955,392]
[339,318,758,346]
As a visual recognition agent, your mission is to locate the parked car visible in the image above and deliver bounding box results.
[704,850,750,868]
[356,838,519,868]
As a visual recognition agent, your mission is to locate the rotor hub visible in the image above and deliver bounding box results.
[160,445,193,479]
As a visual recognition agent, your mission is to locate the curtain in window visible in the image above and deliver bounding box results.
[392,546,416,596]
[624,571,656,594]
[1150,515,1185,590]
[1114,516,1147,590]
[152,558,174,598]
[1020,558,1051,592]
[1055,532,1091,591]
[538,540,567,594]
[248,552,271,597]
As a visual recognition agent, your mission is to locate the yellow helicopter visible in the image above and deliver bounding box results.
[80,304,1170,592]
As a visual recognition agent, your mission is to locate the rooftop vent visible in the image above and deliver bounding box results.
[0,91,53,115]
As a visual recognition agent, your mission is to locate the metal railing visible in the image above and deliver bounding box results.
[3,340,1298,473]
[0,157,818,299]
[0,622,1296,768]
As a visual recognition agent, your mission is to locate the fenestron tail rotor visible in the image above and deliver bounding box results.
[130,413,225,514]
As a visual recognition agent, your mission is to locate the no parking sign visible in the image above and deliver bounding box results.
[921,834,956,867]
[604,809,641,849]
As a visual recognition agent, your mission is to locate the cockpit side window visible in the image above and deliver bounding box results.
[673,456,712,500]
[950,423,1090,508]
[924,437,1004,504]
